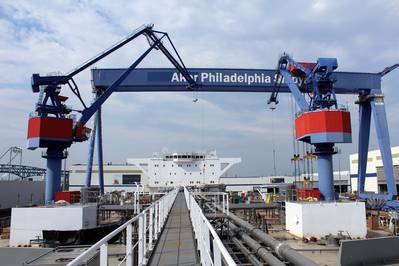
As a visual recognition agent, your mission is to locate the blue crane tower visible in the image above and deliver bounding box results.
[268,55,351,200]
[27,24,197,203]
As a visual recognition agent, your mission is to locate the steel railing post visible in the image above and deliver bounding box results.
[222,194,226,214]
[155,202,159,237]
[138,214,144,266]
[149,206,154,250]
[213,239,222,266]
[100,243,108,266]
[126,224,133,266]
[143,210,147,258]
[204,224,210,258]
[134,191,137,214]
[158,201,161,234]
[200,220,206,265]
[226,194,229,216]
[161,199,164,224]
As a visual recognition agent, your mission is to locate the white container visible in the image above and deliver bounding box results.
[10,204,97,246]
[285,201,367,239]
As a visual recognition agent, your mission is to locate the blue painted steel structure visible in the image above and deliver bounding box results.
[268,55,345,201]
[91,68,381,94]
[27,22,398,207]
[28,24,197,203]
[91,63,398,205]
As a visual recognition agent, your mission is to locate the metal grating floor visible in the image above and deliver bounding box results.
[148,192,199,266]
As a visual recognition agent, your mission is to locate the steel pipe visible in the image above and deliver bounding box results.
[231,237,263,266]
[217,205,318,266]
[229,223,285,266]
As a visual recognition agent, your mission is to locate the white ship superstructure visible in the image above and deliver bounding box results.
[127,151,241,187]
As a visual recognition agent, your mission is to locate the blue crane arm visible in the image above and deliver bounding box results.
[78,37,162,126]
[31,24,152,93]
[30,24,199,127]
[379,63,399,76]
[67,25,152,77]
[76,30,198,126]
[269,54,309,111]
[279,69,309,111]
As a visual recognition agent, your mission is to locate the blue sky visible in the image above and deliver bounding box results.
[0,0,398,176]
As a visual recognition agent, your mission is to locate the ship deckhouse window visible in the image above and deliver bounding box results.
[210,164,214,167]
[195,164,197,167]
[178,164,182,167]
[163,165,165,167]
[200,172,202,175]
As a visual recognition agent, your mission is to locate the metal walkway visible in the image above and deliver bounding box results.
[148,192,199,266]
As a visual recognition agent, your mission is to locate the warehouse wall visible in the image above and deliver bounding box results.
[0,180,44,209]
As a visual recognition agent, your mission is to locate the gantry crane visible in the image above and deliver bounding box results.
[27,24,198,203]
[27,23,399,209]
[90,62,399,209]
[268,54,351,200]
[268,55,399,208]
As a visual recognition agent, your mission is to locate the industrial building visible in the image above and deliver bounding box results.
[350,146,399,193]
[69,164,144,192]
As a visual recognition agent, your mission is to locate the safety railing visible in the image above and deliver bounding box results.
[67,188,178,266]
[184,187,236,266]
[192,191,230,215]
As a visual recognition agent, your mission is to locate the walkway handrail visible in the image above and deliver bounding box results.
[67,188,179,266]
[184,187,237,266]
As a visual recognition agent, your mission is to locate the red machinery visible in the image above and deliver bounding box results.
[54,191,81,204]
[295,110,352,144]
[27,117,90,150]
[297,188,321,201]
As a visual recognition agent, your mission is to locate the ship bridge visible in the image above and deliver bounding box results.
[164,152,205,163]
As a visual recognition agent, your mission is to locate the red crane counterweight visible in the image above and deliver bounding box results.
[295,110,352,144]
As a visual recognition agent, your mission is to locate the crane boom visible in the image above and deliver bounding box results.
[27,24,198,203]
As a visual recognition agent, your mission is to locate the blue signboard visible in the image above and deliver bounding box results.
[92,68,381,94]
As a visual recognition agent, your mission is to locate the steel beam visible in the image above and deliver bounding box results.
[84,112,97,187]
[370,95,397,197]
[97,107,104,194]
[357,99,372,194]
[91,68,381,94]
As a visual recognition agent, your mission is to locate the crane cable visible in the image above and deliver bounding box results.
[290,94,299,184]
[270,104,277,176]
